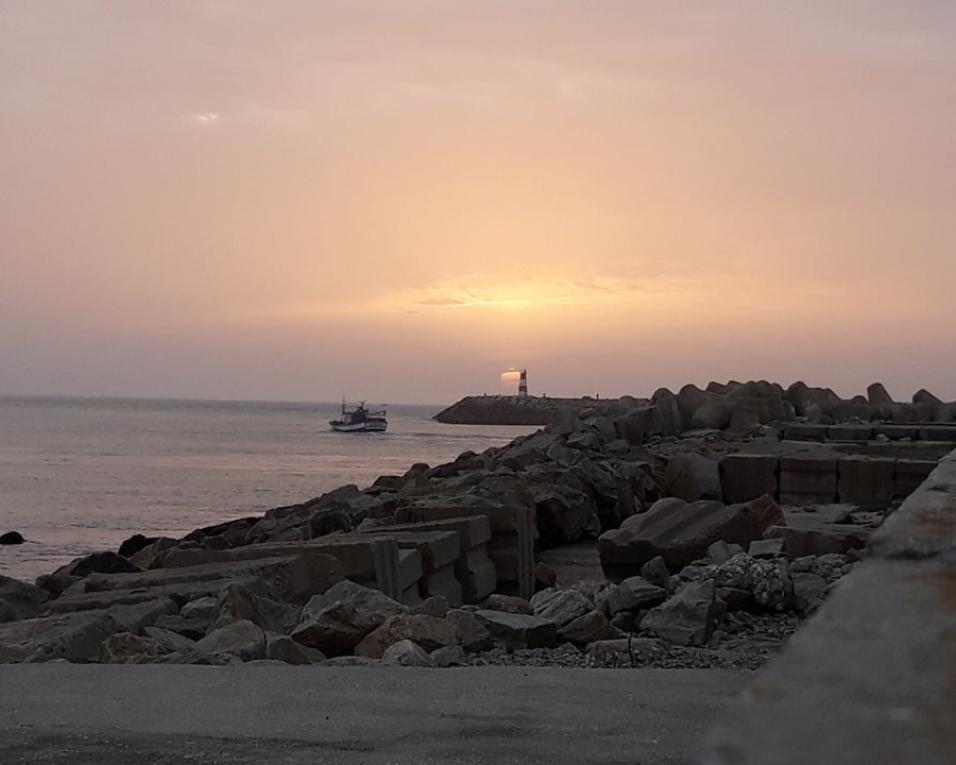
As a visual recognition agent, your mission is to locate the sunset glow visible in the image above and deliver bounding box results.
[2,2,955,402]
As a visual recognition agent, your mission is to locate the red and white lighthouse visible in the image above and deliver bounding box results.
[518,369,528,397]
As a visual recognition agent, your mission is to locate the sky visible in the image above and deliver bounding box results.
[2,1,955,404]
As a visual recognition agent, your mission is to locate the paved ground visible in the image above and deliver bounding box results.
[0,665,748,764]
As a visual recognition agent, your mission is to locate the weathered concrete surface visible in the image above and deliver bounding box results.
[697,448,956,764]
[0,665,747,764]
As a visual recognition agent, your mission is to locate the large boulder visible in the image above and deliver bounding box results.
[598,495,784,579]
[100,632,168,663]
[354,614,458,658]
[0,612,118,663]
[291,581,407,656]
[53,552,141,579]
[208,583,298,634]
[265,634,326,665]
[531,588,592,627]
[641,580,721,647]
[381,639,435,667]
[195,620,266,662]
[0,575,46,624]
[473,610,558,649]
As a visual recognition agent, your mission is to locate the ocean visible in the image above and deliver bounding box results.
[0,396,535,582]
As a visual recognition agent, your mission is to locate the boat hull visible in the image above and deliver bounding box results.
[329,419,388,433]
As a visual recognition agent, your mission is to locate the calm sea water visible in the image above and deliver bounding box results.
[0,397,535,581]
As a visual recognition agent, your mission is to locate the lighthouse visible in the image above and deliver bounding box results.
[518,369,528,397]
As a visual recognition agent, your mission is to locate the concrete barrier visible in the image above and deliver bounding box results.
[361,516,496,603]
[778,457,837,505]
[837,457,896,508]
[160,538,403,600]
[697,447,956,764]
[719,454,778,504]
[396,504,534,599]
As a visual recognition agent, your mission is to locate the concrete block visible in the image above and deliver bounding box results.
[872,424,919,440]
[359,519,496,603]
[423,565,463,607]
[360,530,460,572]
[778,457,838,505]
[160,538,399,600]
[720,454,779,503]
[919,425,956,442]
[397,549,423,591]
[396,506,533,599]
[837,457,896,508]
[893,459,938,499]
[826,424,873,442]
[49,578,265,614]
[57,555,344,605]
[0,612,118,664]
[782,423,827,441]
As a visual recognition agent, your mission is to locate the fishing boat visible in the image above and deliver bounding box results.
[330,400,388,433]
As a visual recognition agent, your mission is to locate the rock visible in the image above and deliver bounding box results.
[641,580,721,647]
[430,644,467,667]
[530,588,592,628]
[605,577,667,616]
[34,574,79,600]
[266,633,326,665]
[706,540,734,564]
[483,594,533,615]
[208,583,298,633]
[127,537,177,569]
[106,597,179,633]
[195,620,266,662]
[355,614,458,658]
[0,531,25,545]
[639,556,671,588]
[0,611,118,663]
[664,455,721,502]
[534,562,557,591]
[53,552,141,579]
[714,553,794,612]
[586,637,666,667]
[473,610,558,649]
[181,596,218,621]
[748,538,785,559]
[100,632,167,663]
[0,575,46,623]
[321,656,380,667]
[444,609,494,652]
[598,495,784,578]
[559,610,620,645]
[151,614,207,641]
[792,572,829,613]
[765,523,870,557]
[381,639,436,667]
[531,485,600,545]
[142,626,198,654]
[117,534,159,558]
[291,581,407,656]
[415,596,449,618]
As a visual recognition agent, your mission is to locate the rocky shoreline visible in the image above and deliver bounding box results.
[2,379,954,670]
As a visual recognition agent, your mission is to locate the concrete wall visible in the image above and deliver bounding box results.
[697,447,956,764]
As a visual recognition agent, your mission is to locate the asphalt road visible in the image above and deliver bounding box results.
[0,665,748,764]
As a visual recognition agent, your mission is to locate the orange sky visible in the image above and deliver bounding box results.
[2,2,955,403]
